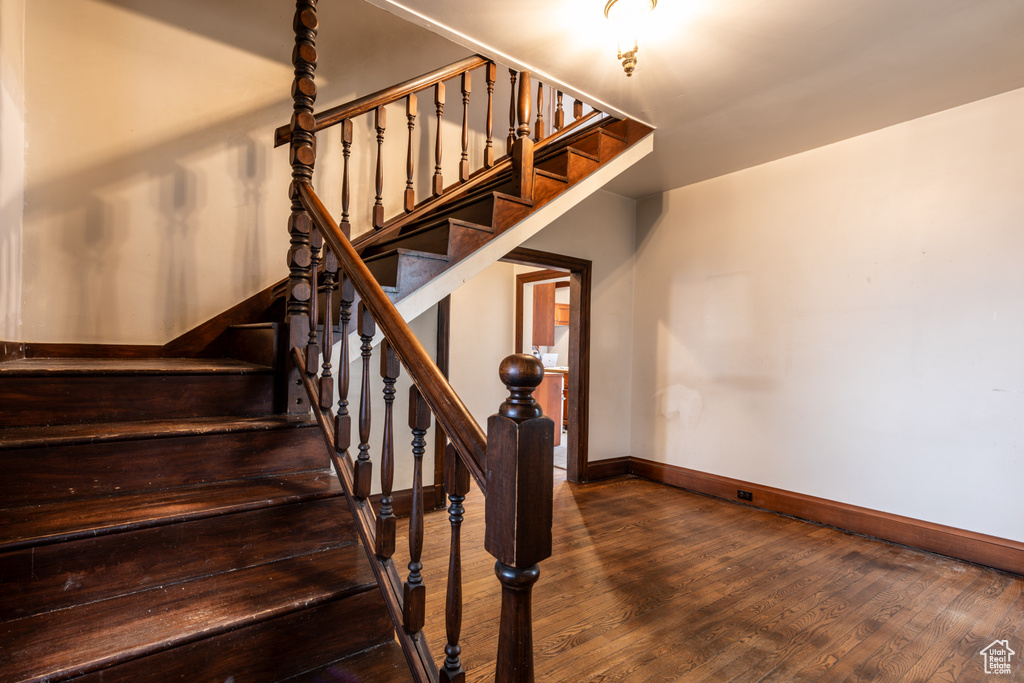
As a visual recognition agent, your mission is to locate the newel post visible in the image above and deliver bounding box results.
[511,71,534,201]
[485,354,554,683]
[285,0,319,414]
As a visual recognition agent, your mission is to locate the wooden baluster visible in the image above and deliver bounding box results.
[507,69,517,155]
[306,229,322,375]
[319,249,337,411]
[404,385,431,634]
[340,119,353,233]
[334,271,354,453]
[286,0,319,414]
[534,83,545,141]
[405,94,416,212]
[459,71,471,183]
[353,301,375,499]
[484,62,496,168]
[433,82,445,197]
[373,105,386,230]
[512,72,534,201]
[573,98,583,121]
[485,354,554,683]
[376,340,399,560]
[555,91,564,131]
[440,443,470,683]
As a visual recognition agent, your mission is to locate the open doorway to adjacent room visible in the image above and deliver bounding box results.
[503,248,592,483]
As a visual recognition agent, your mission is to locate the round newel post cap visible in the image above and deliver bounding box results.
[498,354,545,422]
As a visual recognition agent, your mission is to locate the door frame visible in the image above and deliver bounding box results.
[504,247,592,483]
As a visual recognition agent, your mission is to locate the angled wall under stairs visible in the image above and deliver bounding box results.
[0,354,409,682]
[353,117,653,338]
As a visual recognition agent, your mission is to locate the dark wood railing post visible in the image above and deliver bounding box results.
[555,91,564,131]
[441,442,470,683]
[286,0,319,415]
[404,385,431,634]
[340,119,353,232]
[512,72,534,201]
[319,249,337,410]
[507,69,517,154]
[373,105,386,230]
[376,340,399,560]
[433,82,445,197]
[460,71,471,182]
[573,97,583,121]
[534,82,545,141]
[484,62,496,168]
[405,94,417,212]
[306,229,322,374]
[334,270,353,454]
[485,354,554,683]
[354,302,375,499]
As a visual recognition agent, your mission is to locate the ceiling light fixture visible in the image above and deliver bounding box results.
[604,0,657,77]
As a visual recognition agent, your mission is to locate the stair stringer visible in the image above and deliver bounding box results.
[344,128,654,362]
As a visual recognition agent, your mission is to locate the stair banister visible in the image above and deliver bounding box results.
[297,182,488,491]
[274,55,489,147]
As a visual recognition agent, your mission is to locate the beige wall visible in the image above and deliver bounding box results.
[633,86,1024,542]
[0,0,24,340]
[449,260,517,429]
[20,0,476,344]
[447,189,636,465]
[522,189,636,463]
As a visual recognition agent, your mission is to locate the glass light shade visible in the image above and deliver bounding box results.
[604,0,655,77]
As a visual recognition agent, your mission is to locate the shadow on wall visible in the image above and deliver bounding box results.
[23,0,473,343]
[61,195,128,340]
[153,164,202,333]
[232,136,268,295]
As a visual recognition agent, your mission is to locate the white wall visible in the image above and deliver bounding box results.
[0,0,24,340]
[449,260,517,429]
[522,189,636,463]
[20,0,481,344]
[632,86,1024,542]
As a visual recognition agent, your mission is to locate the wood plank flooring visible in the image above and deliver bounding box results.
[399,470,1024,682]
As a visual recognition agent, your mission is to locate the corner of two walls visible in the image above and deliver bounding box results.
[631,86,1024,543]
[0,0,25,341]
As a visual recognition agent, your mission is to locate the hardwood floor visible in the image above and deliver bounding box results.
[400,469,1024,682]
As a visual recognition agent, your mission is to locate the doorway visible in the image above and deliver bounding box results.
[503,247,592,483]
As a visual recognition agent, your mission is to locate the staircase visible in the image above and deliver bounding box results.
[0,355,407,681]
[0,9,654,681]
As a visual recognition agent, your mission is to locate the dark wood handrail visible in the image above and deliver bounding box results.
[297,181,488,494]
[275,55,489,147]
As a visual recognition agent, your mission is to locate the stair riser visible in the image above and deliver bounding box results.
[0,496,355,621]
[1,424,325,506]
[533,174,570,207]
[0,373,275,428]
[568,129,626,161]
[68,589,393,683]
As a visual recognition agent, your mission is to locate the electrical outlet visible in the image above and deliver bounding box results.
[737,490,753,501]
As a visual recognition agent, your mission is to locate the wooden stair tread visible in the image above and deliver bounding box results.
[284,640,411,682]
[0,357,271,376]
[535,168,569,183]
[0,415,317,450]
[0,470,343,552]
[0,545,378,683]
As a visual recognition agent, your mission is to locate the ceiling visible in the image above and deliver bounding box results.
[364,0,1024,199]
